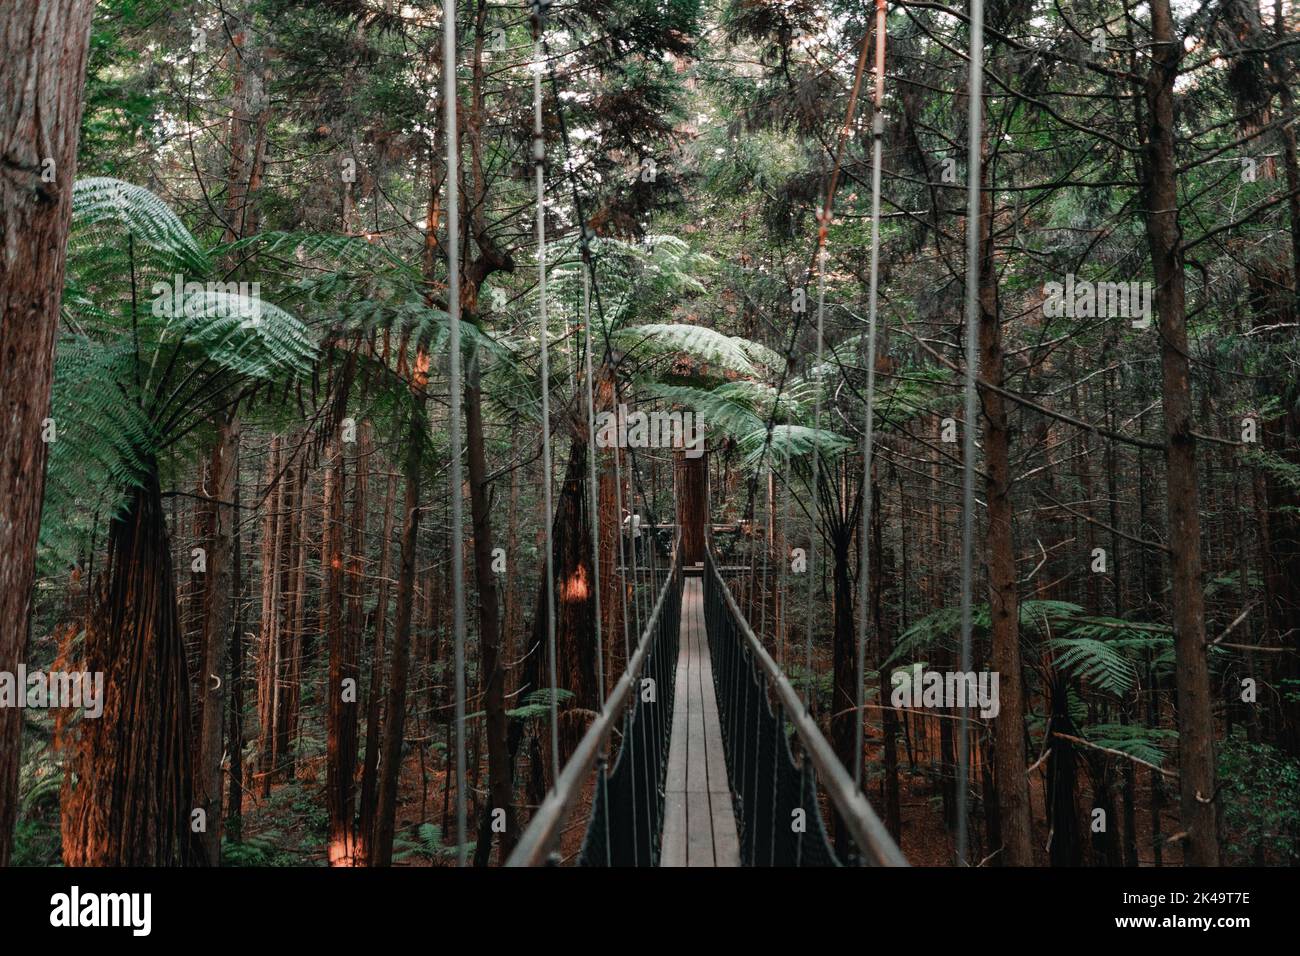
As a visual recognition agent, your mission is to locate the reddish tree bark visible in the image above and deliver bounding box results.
[675,447,708,564]
[0,0,95,866]
[196,413,240,864]
[1140,0,1220,865]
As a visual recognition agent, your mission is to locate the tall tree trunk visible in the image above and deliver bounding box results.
[0,0,95,865]
[1264,0,1300,758]
[977,140,1034,867]
[595,366,625,681]
[1140,0,1220,865]
[343,426,369,846]
[829,515,858,857]
[282,456,310,772]
[466,360,514,865]
[225,470,246,844]
[553,437,600,759]
[325,432,359,865]
[464,1,519,860]
[505,425,523,668]
[359,458,397,860]
[194,16,267,861]
[675,447,708,564]
[62,474,202,865]
[1046,676,1082,867]
[874,479,902,839]
[374,133,442,863]
[196,413,240,864]
[510,436,599,792]
[256,438,284,798]
[373,401,425,865]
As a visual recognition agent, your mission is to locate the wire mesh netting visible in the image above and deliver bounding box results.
[577,561,682,866]
[704,563,843,867]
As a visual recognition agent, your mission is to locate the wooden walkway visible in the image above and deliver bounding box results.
[660,576,741,867]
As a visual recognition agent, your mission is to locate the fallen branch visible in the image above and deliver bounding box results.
[1051,731,1178,779]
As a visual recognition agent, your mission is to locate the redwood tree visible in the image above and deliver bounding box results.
[0,0,95,866]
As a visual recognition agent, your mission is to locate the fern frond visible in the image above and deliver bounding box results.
[71,177,208,274]
[1048,636,1139,696]
[616,323,780,377]
[738,423,851,468]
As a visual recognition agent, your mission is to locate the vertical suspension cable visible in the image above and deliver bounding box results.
[582,267,606,709]
[798,25,873,864]
[623,436,652,861]
[613,444,633,663]
[853,0,888,792]
[581,261,613,867]
[804,24,872,716]
[758,451,771,645]
[796,226,832,869]
[531,2,560,787]
[802,241,826,715]
[442,0,468,867]
[779,444,792,667]
[957,0,986,867]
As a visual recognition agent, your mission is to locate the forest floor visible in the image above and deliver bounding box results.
[230,727,1186,867]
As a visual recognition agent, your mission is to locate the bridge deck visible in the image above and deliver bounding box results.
[660,576,740,867]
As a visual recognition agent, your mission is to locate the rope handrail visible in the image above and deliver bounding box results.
[505,538,682,867]
[703,548,908,867]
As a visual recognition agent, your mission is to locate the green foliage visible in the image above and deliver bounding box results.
[507,688,576,721]
[291,795,329,837]
[642,380,800,438]
[40,178,315,569]
[1047,637,1140,697]
[885,599,1206,700]
[391,822,475,864]
[11,818,62,868]
[220,831,299,867]
[885,599,1085,667]
[738,423,852,469]
[1218,732,1300,865]
[615,322,780,378]
[785,662,833,710]
[1077,723,1177,767]
[70,178,208,274]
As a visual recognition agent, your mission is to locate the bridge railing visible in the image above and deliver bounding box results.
[704,548,908,867]
[506,540,682,866]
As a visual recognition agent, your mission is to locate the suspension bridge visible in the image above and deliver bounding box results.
[442,0,956,868]
[504,527,908,867]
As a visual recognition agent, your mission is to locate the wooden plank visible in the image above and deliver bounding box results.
[697,626,730,795]
[660,581,694,865]
[664,620,690,792]
[685,582,708,794]
[694,580,740,866]
[659,576,740,867]
[660,792,687,867]
[709,792,741,867]
[686,790,715,867]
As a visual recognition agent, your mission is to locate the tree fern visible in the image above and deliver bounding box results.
[640,380,793,438]
[885,599,1085,668]
[615,322,781,377]
[738,423,852,469]
[1048,636,1140,697]
[71,178,207,274]
[39,178,315,569]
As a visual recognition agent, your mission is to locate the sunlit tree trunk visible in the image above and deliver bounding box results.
[62,473,203,865]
